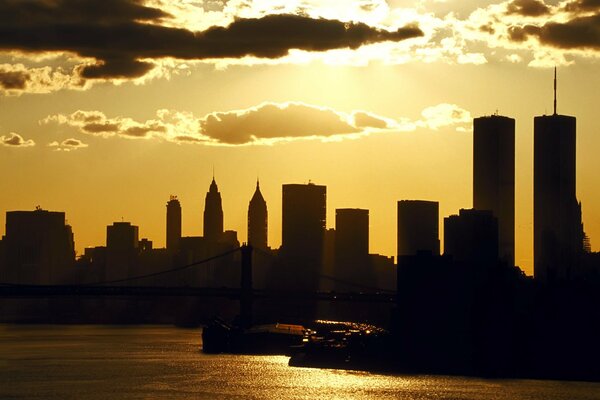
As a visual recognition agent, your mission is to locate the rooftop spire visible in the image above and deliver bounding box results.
[553,66,557,115]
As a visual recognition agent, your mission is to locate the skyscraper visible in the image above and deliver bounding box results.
[203,177,224,243]
[444,209,498,266]
[3,208,75,285]
[473,115,515,266]
[534,71,583,281]
[166,196,181,252]
[334,208,372,290]
[397,200,440,259]
[248,180,268,249]
[281,183,326,290]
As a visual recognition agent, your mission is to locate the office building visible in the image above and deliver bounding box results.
[473,115,515,266]
[3,208,75,284]
[248,180,268,249]
[534,70,584,281]
[203,178,224,243]
[166,196,181,252]
[397,200,440,258]
[444,209,498,266]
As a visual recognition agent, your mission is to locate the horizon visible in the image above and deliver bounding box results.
[2,0,600,276]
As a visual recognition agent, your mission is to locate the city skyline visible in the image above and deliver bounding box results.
[2,0,600,276]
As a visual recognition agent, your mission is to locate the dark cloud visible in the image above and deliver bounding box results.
[0,70,29,89]
[0,0,423,79]
[123,125,166,138]
[509,14,600,49]
[82,122,120,134]
[200,103,361,144]
[564,0,600,12]
[0,132,35,147]
[506,0,551,16]
[352,111,390,129]
[49,138,88,150]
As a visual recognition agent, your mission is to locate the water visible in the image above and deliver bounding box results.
[1,325,599,400]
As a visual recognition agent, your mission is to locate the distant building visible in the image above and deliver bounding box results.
[444,209,498,266]
[3,208,75,285]
[106,221,139,282]
[280,183,326,290]
[166,196,182,252]
[204,178,224,243]
[397,200,440,259]
[334,208,373,291]
[534,113,583,282]
[473,115,515,266]
[248,180,268,250]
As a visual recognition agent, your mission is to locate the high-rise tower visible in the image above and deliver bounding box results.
[248,180,268,249]
[280,183,326,290]
[534,69,583,282]
[203,178,224,243]
[166,196,181,252]
[473,115,515,266]
[397,200,440,258]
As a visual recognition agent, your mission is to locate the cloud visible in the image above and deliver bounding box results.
[417,103,472,130]
[42,101,471,146]
[48,138,89,151]
[0,63,86,95]
[0,1,422,80]
[509,13,600,51]
[0,132,35,147]
[506,0,550,17]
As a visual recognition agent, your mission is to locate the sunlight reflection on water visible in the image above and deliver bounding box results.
[1,325,599,400]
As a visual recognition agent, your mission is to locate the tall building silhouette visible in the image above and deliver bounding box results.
[3,208,75,284]
[248,180,268,249]
[334,209,372,290]
[106,221,139,281]
[203,177,224,243]
[473,115,515,266]
[281,183,326,290]
[534,70,583,281]
[397,200,440,258]
[444,209,498,266]
[166,196,181,252]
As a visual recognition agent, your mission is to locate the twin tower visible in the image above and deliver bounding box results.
[473,73,583,281]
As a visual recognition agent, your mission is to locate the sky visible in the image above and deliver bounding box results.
[1,0,599,275]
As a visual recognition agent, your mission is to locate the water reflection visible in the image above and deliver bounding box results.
[1,325,599,400]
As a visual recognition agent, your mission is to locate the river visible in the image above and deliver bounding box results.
[1,325,599,399]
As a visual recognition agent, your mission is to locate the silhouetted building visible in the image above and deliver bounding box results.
[280,183,326,291]
[334,208,373,291]
[106,221,139,281]
[397,200,440,259]
[248,180,268,249]
[534,79,583,281]
[473,115,515,266]
[204,178,224,243]
[2,208,75,284]
[166,196,181,252]
[444,209,498,267]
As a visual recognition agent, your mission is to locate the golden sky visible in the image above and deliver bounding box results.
[1,0,600,274]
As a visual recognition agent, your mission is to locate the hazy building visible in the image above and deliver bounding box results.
[106,221,139,281]
[203,178,224,243]
[166,196,181,252]
[3,208,75,284]
[334,209,373,291]
[444,209,498,266]
[534,113,583,282]
[248,180,268,249]
[473,115,515,266]
[280,183,326,290]
[397,200,440,258]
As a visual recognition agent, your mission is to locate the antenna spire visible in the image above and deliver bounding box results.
[553,66,557,115]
